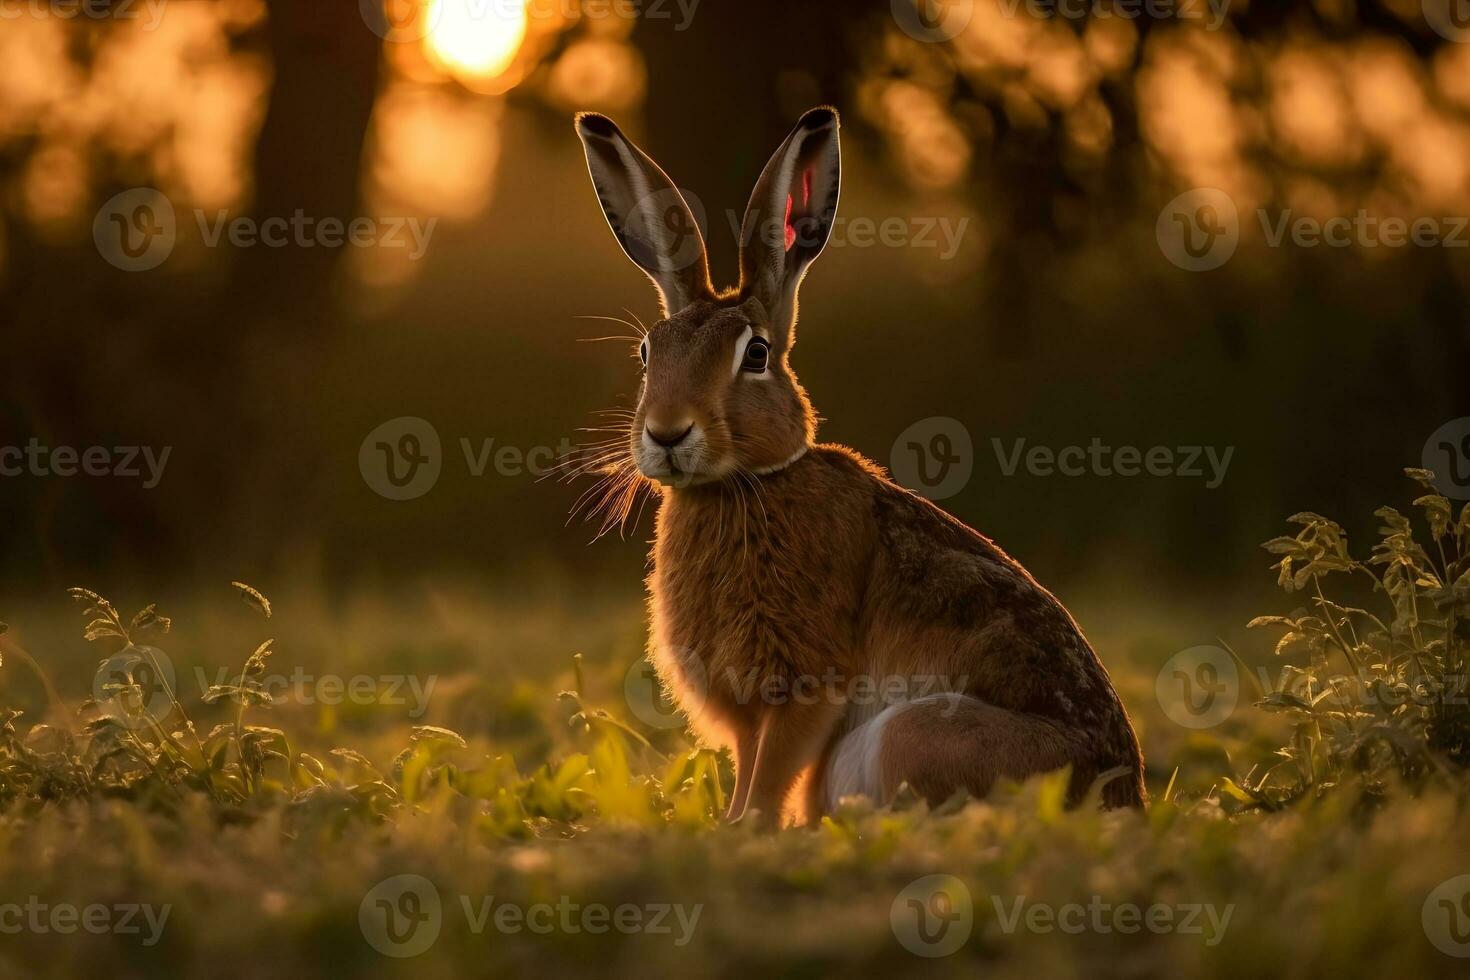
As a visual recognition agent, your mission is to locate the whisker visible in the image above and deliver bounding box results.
[622,308,648,336]
[542,442,630,480]
[549,394,655,540]
[587,471,645,538]
[605,478,647,540]
[552,450,630,484]
[568,466,635,524]
[630,480,655,534]
[576,313,646,337]
[735,467,770,530]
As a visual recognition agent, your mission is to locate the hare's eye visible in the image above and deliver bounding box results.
[639,339,648,366]
[741,337,770,374]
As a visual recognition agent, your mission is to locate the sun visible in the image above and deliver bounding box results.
[424,0,529,81]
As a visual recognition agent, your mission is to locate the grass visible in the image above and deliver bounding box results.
[1,475,1468,979]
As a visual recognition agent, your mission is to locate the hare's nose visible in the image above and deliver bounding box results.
[646,422,694,448]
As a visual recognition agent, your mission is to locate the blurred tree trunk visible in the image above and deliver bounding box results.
[233,0,381,325]
[207,0,382,571]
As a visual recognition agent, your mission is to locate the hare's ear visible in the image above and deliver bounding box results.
[575,112,713,317]
[738,107,841,340]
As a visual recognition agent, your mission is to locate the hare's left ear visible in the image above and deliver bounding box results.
[738,107,841,341]
[575,112,713,317]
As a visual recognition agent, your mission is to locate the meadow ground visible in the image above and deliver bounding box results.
[0,566,1467,979]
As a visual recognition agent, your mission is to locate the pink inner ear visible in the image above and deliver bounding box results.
[783,167,816,252]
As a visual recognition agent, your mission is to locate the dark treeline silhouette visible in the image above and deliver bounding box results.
[1,0,1466,595]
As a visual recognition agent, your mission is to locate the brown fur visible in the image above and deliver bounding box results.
[651,449,1146,822]
[575,107,1146,827]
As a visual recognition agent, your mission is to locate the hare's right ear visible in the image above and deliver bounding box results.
[575,113,713,317]
[737,107,841,342]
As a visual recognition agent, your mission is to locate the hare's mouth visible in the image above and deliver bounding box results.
[637,450,727,488]
[661,461,696,487]
[635,421,727,487]
[641,456,720,488]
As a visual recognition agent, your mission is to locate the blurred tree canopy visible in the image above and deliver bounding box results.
[0,0,1466,591]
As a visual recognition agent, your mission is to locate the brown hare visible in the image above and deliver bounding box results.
[574,106,1146,826]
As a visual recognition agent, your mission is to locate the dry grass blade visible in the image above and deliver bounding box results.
[230,582,272,619]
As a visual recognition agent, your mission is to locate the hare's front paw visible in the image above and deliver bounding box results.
[725,806,779,831]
